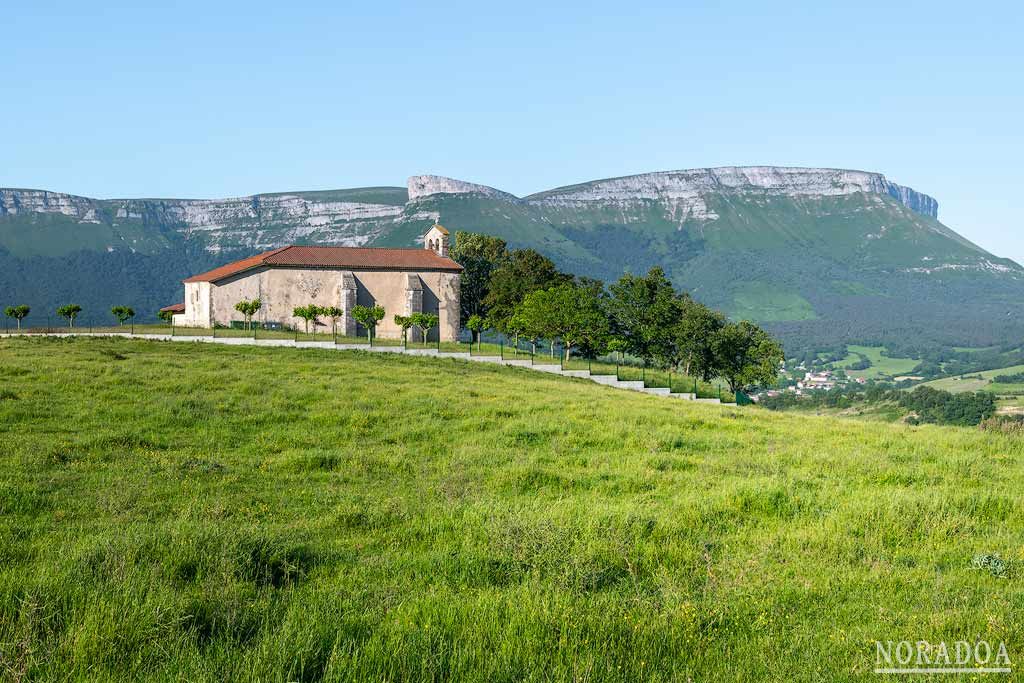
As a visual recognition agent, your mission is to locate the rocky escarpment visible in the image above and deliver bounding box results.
[0,188,425,254]
[526,167,938,219]
[407,175,518,202]
[0,189,102,221]
[403,167,939,227]
[1,167,940,256]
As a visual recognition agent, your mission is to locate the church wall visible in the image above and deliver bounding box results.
[204,267,460,341]
[178,281,212,327]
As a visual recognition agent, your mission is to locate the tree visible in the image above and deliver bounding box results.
[466,314,485,348]
[57,304,82,328]
[410,312,439,344]
[157,309,175,324]
[4,305,30,331]
[234,299,262,330]
[606,267,680,366]
[324,306,344,336]
[292,305,321,335]
[393,314,414,346]
[111,306,135,326]
[672,297,726,380]
[516,283,608,363]
[710,320,784,393]
[483,248,568,333]
[352,305,385,342]
[607,337,628,364]
[510,309,545,357]
[450,231,508,323]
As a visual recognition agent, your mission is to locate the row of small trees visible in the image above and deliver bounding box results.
[451,231,784,393]
[393,312,439,344]
[4,304,137,329]
[289,303,440,344]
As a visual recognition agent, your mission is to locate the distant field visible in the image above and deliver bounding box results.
[921,363,1024,393]
[830,344,919,379]
[729,281,818,322]
[1,337,1022,681]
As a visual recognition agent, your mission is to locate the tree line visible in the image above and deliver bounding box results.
[4,303,138,329]
[452,231,783,393]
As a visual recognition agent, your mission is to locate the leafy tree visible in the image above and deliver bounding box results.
[292,305,321,335]
[393,314,414,345]
[516,284,608,362]
[607,337,628,364]
[157,309,175,324]
[711,320,784,393]
[466,314,485,348]
[450,231,508,323]
[483,248,568,333]
[410,312,439,344]
[352,305,385,342]
[606,267,680,366]
[569,276,608,358]
[4,305,30,330]
[111,306,135,326]
[672,297,726,380]
[57,304,82,328]
[323,306,344,335]
[234,299,262,330]
[510,309,546,357]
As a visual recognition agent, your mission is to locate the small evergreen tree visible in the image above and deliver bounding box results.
[157,309,175,324]
[410,312,439,344]
[324,306,344,336]
[394,314,414,346]
[4,305,30,331]
[466,314,485,349]
[57,304,82,328]
[292,305,321,335]
[234,299,262,330]
[111,306,135,326]
[352,305,385,343]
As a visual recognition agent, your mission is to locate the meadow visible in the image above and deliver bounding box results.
[0,337,1022,681]
[922,364,1024,413]
[829,345,921,380]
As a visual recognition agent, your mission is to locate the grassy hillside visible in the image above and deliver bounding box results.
[921,363,1024,412]
[829,345,921,380]
[1,337,1021,681]
[922,364,1024,393]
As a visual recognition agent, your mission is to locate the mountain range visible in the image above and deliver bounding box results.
[2,166,1022,355]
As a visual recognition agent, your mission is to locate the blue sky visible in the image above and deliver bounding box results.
[3,1,1022,262]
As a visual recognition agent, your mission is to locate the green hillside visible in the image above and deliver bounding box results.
[1,337,1022,680]
[921,364,1024,410]
[3,169,1024,355]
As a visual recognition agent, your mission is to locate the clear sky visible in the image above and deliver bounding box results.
[3,1,1022,262]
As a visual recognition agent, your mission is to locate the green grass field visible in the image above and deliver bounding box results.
[830,345,920,380]
[922,364,1024,393]
[1,337,1022,681]
[920,364,1024,412]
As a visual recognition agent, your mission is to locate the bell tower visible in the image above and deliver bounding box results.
[423,223,449,258]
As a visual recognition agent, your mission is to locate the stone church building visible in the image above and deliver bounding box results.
[167,225,462,341]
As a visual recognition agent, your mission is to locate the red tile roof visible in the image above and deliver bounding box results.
[160,303,186,313]
[184,245,462,283]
